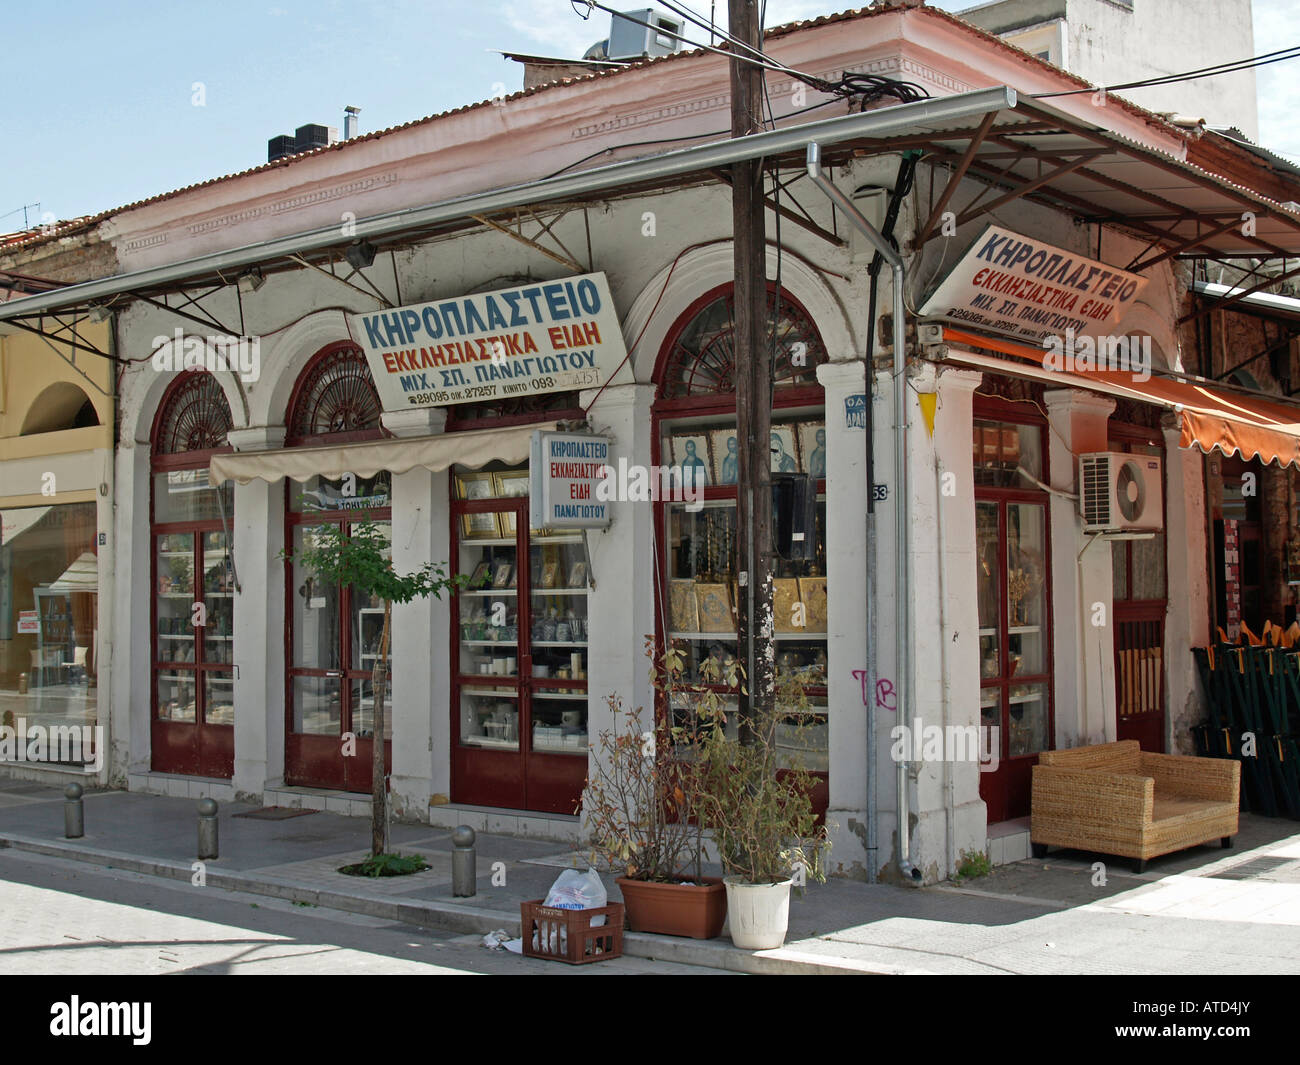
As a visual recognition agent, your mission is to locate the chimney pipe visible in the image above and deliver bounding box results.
[344,105,361,139]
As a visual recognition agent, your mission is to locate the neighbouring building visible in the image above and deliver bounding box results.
[957,0,1260,138]
[0,223,118,782]
[2,1,1298,883]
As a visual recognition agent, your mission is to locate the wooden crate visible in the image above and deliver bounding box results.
[520,900,624,965]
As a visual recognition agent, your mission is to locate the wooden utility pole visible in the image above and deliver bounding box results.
[729,0,773,739]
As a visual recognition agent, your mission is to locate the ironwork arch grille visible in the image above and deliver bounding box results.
[652,282,827,415]
[286,341,385,447]
[151,370,233,465]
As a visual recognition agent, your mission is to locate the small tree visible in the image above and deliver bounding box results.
[283,514,470,856]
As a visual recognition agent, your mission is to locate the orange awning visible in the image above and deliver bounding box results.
[942,327,1300,469]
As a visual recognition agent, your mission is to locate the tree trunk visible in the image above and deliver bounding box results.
[371,600,391,857]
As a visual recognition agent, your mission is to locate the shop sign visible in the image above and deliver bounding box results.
[919,224,1148,344]
[351,272,629,411]
[529,431,612,530]
[16,610,39,635]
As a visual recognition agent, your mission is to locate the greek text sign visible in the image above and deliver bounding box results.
[844,393,866,430]
[529,432,613,529]
[919,225,1148,343]
[351,273,628,410]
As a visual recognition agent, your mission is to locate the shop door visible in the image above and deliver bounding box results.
[450,475,591,815]
[150,372,236,779]
[285,501,392,794]
[1111,438,1168,752]
[973,415,1054,824]
[152,528,236,778]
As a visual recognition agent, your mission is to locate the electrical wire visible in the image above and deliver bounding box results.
[1034,45,1300,99]
[571,0,929,105]
[539,96,846,181]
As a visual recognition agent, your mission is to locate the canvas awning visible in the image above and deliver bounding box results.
[939,327,1300,469]
[48,551,99,592]
[209,421,557,485]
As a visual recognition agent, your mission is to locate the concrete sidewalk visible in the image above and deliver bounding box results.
[1,781,1298,975]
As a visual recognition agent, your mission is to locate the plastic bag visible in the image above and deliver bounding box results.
[534,868,608,954]
[543,867,607,924]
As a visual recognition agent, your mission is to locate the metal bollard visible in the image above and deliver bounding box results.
[197,797,219,859]
[451,825,476,897]
[64,783,84,839]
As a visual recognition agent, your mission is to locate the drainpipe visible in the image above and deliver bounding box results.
[807,142,921,885]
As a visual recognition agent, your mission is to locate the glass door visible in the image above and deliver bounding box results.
[974,415,1054,823]
[151,471,235,779]
[451,465,590,814]
[285,473,392,793]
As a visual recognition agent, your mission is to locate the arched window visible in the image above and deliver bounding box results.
[654,284,827,404]
[286,342,383,446]
[284,342,390,794]
[652,281,829,816]
[153,372,232,454]
[20,382,100,435]
[149,371,236,779]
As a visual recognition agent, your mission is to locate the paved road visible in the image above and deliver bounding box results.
[0,850,730,976]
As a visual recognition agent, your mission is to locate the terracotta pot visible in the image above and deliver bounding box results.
[616,876,727,939]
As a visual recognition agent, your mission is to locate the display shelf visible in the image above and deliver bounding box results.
[527,588,587,596]
[669,631,828,641]
[158,592,232,599]
[461,639,518,647]
[461,687,520,698]
[531,640,588,648]
[463,735,519,750]
[532,740,588,754]
[461,589,518,597]
[532,689,588,699]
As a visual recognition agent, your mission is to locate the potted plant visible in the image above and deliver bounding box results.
[695,667,830,950]
[580,641,726,939]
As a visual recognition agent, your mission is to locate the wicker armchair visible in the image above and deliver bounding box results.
[1030,740,1239,873]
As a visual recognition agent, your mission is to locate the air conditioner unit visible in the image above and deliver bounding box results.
[1078,452,1163,533]
[607,9,684,60]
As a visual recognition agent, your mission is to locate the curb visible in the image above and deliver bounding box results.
[0,834,888,975]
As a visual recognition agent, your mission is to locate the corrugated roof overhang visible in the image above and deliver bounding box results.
[938,327,1300,469]
[8,85,1300,330]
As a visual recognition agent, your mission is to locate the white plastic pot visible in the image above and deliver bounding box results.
[723,876,793,949]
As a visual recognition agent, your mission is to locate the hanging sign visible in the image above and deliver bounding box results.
[529,431,613,530]
[919,224,1148,344]
[351,272,628,411]
[17,610,39,635]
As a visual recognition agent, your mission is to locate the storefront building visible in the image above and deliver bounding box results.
[5,4,1300,880]
[0,276,114,783]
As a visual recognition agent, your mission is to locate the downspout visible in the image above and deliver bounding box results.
[807,142,922,885]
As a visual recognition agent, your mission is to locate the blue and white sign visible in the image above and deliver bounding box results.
[844,393,867,430]
[529,431,613,530]
[351,272,629,411]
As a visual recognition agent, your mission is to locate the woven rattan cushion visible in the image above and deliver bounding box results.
[1038,739,1141,774]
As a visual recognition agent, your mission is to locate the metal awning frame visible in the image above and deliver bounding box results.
[6,84,1300,347]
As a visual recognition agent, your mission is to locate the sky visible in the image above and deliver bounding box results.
[2,0,1297,230]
